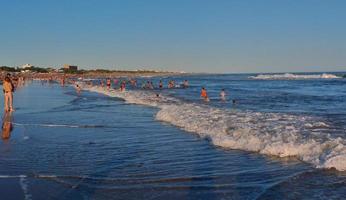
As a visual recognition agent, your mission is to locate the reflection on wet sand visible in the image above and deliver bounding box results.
[2,112,13,140]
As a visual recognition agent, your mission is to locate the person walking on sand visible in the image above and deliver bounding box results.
[3,77,14,112]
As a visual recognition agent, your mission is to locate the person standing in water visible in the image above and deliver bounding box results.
[220,89,226,101]
[3,76,14,112]
[75,84,81,94]
[201,87,209,101]
[120,80,126,91]
[183,80,189,88]
[106,79,111,89]
[60,75,66,87]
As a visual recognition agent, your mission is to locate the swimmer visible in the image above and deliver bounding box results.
[75,84,81,93]
[145,81,150,89]
[130,79,137,87]
[159,80,163,89]
[220,89,226,101]
[183,80,189,88]
[168,80,174,89]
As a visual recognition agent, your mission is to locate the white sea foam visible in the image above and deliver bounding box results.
[13,123,103,129]
[0,175,32,199]
[82,85,346,171]
[0,175,27,178]
[20,176,32,200]
[249,73,340,80]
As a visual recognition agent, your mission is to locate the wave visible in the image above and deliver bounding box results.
[82,85,346,171]
[249,73,340,80]
[0,175,27,178]
[0,175,32,200]
[13,123,107,129]
[19,176,32,200]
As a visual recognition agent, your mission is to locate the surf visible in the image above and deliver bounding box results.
[249,73,340,80]
[82,85,346,171]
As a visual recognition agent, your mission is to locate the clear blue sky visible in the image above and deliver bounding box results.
[1,0,345,73]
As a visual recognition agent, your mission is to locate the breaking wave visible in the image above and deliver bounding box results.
[249,73,340,80]
[82,85,346,171]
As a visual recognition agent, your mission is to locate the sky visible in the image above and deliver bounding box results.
[0,0,345,73]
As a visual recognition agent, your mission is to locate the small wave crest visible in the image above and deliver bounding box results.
[13,123,107,129]
[82,85,346,171]
[249,73,340,80]
[0,175,27,178]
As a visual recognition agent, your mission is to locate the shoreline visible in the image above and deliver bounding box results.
[1,71,191,80]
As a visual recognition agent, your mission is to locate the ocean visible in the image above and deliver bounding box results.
[0,72,345,199]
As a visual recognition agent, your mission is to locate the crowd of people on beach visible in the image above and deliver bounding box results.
[0,73,234,140]
[1,73,234,116]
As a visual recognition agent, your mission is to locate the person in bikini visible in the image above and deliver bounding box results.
[3,76,14,112]
[106,79,111,89]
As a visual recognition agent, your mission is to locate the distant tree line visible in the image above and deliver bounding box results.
[1,65,166,74]
[87,69,159,73]
[0,66,20,72]
[0,66,49,73]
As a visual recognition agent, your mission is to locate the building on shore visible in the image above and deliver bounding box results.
[63,64,78,72]
[21,64,33,69]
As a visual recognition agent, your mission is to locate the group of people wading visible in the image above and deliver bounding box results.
[200,87,229,102]
[89,77,231,103]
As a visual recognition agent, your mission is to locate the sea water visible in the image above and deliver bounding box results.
[0,73,345,199]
